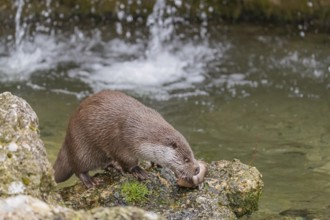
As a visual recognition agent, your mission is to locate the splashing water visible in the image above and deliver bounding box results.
[0,0,221,98]
[0,0,56,81]
[73,0,220,97]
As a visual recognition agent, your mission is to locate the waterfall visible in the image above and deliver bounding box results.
[14,0,25,50]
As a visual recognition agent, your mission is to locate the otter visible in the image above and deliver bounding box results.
[53,90,201,188]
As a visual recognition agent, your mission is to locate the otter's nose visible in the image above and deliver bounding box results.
[194,166,200,175]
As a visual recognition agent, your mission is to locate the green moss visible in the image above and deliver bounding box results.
[120,181,149,204]
[22,177,31,186]
[7,152,12,158]
[228,190,262,217]
[242,192,259,215]
[29,124,38,132]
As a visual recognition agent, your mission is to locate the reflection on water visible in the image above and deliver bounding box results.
[0,0,330,218]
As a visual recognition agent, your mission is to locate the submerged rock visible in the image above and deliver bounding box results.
[0,195,163,220]
[0,92,60,204]
[59,159,263,219]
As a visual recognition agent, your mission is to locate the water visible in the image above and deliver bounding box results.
[0,0,330,218]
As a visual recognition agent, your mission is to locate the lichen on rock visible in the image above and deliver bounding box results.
[0,92,59,204]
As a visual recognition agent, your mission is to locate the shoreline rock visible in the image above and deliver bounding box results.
[0,92,60,204]
[0,195,163,220]
[59,159,263,219]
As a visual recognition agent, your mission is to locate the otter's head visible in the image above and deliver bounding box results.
[165,138,201,180]
[137,130,200,181]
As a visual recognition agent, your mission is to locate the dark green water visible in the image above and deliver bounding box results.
[1,24,330,218]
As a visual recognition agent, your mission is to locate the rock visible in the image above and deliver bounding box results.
[209,160,263,217]
[90,206,163,220]
[0,195,163,220]
[0,92,59,204]
[59,159,263,219]
[0,195,79,219]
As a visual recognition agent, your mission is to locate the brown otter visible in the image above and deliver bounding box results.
[53,90,201,188]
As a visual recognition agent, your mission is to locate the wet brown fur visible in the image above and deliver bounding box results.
[53,90,199,188]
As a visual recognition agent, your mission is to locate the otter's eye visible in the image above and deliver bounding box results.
[171,142,178,149]
[184,158,190,163]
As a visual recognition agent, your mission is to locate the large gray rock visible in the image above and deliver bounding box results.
[0,92,59,204]
[0,195,163,220]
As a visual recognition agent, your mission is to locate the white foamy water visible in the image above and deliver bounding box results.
[71,39,219,95]
[0,35,60,81]
[73,0,220,96]
[0,31,220,97]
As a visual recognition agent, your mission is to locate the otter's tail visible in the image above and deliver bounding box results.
[53,144,73,183]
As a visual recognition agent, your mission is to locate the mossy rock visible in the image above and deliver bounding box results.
[59,159,263,219]
[0,92,60,204]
